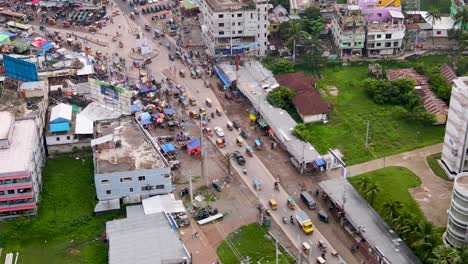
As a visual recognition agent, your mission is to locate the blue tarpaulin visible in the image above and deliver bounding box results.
[50,122,70,133]
[164,108,175,115]
[41,42,54,51]
[187,139,201,150]
[161,143,176,153]
[140,84,156,93]
[314,159,326,167]
[0,31,16,38]
[140,112,152,125]
[130,105,140,112]
[213,66,231,88]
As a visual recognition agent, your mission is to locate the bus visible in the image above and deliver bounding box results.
[6,21,33,35]
[0,9,27,23]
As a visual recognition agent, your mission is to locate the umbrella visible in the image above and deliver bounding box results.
[147,92,155,98]
[156,118,163,123]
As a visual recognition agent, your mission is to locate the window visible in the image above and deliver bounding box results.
[238,22,242,26]
[219,31,225,35]
[56,137,60,141]
[232,30,235,34]
[232,22,235,26]
[369,43,375,48]
[376,43,381,47]
[120,177,133,183]
[8,190,14,194]
[0,191,4,195]
[385,34,391,39]
[156,184,165,189]
[219,23,224,27]
[231,14,234,18]
[237,13,242,17]
[106,190,111,195]
[101,179,110,184]
[130,188,134,192]
[251,13,253,19]
[264,24,266,28]
[264,33,267,37]
[218,14,224,18]
[393,41,399,46]
[258,25,260,29]
[385,42,391,47]
[238,30,243,34]
[66,136,70,140]
[377,13,382,17]
[436,31,442,35]
[138,176,146,181]
[376,34,382,39]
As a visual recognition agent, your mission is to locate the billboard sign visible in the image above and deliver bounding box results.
[98,81,124,103]
[3,55,39,82]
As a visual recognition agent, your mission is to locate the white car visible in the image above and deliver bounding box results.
[214,127,224,137]
[148,0,153,3]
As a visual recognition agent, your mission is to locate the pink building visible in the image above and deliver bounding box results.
[358,0,402,22]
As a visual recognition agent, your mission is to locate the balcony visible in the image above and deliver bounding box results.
[0,192,33,202]
[0,182,33,191]
[0,202,36,213]
[0,178,31,186]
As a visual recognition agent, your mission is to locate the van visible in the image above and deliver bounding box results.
[300,191,316,209]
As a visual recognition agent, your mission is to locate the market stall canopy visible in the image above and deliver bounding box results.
[0,34,10,44]
[140,112,152,125]
[161,143,176,153]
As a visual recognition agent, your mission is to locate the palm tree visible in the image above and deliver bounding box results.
[356,177,371,193]
[392,211,416,238]
[411,220,441,261]
[365,182,381,206]
[428,245,462,264]
[454,6,468,38]
[382,200,403,221]
[425,10,442,48]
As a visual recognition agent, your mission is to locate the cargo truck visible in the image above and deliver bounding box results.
[295,210,314,234]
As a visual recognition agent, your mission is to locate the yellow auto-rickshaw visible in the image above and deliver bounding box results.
[269,198,277,210]
[216,138,225,148]
[199,107,206,115]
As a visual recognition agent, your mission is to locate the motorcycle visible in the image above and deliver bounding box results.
[243,168,247,175]
[290,215,294,224]
[274,182,279,191]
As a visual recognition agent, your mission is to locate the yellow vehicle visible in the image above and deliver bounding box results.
[216,138,225,148]
[199,107,206,115]
[296,210,314,234]
[269,198,277,210]
[189,98,197,106]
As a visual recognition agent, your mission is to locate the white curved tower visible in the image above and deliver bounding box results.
[445,174,468,248]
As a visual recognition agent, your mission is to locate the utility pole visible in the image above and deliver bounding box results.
[365,120,370,148]
[200,114,207,186]
[292,38,296,63]
[275,240,279,264]
[188,170,193,203]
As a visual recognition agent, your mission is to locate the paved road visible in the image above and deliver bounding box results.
[327,143,452,226]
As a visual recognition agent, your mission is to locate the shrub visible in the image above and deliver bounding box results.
[271,59,295,74]
[428,73,451,104]
[266,86,296,110]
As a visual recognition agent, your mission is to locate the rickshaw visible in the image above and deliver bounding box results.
[212,179,222,192]
[269,198,277,210]
[227,121,234,131]
[318,240,327,252]
[216,138,225,148]
[63,21,70,28]
[302,242,311,256]
[253,179,262,191]
[240,129,249,139]
[178,95,186,104]
[318,210,329,223]
[246,145,253,157]
[316,256,326,264]
[189,111,199,119]
[255,138,262,150]
[179,88,188,96]
[182,101,189,110]
[204,127,213,136]
[199,108,206,115]
[119,41,124,48]
[179,69,186,77]
[189,98,197,106]
[205,98,212,107]
[190,69,197,79]
[287,197,296,210]
[236,136,243,147]
[216,108,222,116]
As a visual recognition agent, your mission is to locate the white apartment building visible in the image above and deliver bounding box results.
[445,173,468,248]
[200,0,270,56]
[441,76,468,179]
[331,5,366,58]
[366,11,405,58]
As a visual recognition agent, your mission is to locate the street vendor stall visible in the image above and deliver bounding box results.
[187,139,201,156]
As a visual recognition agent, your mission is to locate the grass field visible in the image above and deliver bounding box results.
[217,223,295,264]
[349,166,424,219]
[420,0,451,14]
[294,56,448,165]
[426,153,450,181]
[0,157,123,264]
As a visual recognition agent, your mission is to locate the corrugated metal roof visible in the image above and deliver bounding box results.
[50,103,72,124]
[75,114,93,135]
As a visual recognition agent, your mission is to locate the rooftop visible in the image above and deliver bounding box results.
[0,112,14,141]
[205,0,257,12]
[292,91,331,116]
[453,76,468,92]
[440,64,457,84]
[367,22,405,32]
[0,117,37,174]
[106,211,190,264]
[94,117,167,174]
[319,178,422,264]
[456,175,468,191]
[406,11,456,30]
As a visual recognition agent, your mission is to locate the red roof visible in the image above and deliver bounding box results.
[275,72,318,92]
[440,64,457,83]
[292,90,331,116]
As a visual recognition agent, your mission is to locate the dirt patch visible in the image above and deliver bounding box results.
[66,248,80,256]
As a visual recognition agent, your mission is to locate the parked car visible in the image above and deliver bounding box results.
[233,120,240,129]
[232,151,246,165]
[214,127,224,137]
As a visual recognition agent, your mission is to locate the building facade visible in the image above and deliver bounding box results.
[93,117,172,205]
[366,15,405,57]
[0,112,44,219]
[200,0,270,56]
[441,77,468,179]
[331,5,366,58]
[445,174,468,248]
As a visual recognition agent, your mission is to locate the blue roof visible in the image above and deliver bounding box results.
[187,139,201,150]
[41,42,54,51]
[163,108,175,115]
[140,112,152,125]
[214,66,231,88]
[131,105,140,112]
[161,143,176,153]
[314,158,327,167]
[50,122,70,133]
[140,84,156,93]
[0,31,16,38]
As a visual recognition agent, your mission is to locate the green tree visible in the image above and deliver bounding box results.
[410,220,441,261]
[428,245,462,264]
[428,73,452,103]
[406,106,435,125]
[271,59,295,74]
[365,182,381,206]
[392,211,417,237]
[456,55,468,75]
[458,247,468,263]
[454,6,468,38]
[266,86,296,109]
[425,10,442,48]
[301,6,321,20]
[382,200,403,221]
[356,177,371,193]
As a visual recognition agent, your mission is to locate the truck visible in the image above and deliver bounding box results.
[296,210,314,234]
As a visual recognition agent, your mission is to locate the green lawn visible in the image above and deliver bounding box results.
[217,223,295,264]
[426,153,450,181]
[420,0,451,15]
[0,156,123,264]
[294,56,448,165]
[349,166,423,219]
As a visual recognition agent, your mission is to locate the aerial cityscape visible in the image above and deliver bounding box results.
[0,0,467,263]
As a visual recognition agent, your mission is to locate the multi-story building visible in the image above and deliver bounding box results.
[445,174,468,248]
[0,112,44,219]
[358,0,402,21]
[331,5,366,58]
[200,0,270,56]
[365,12,405,57]
[441,77,468,179]
[93,117,172,212]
